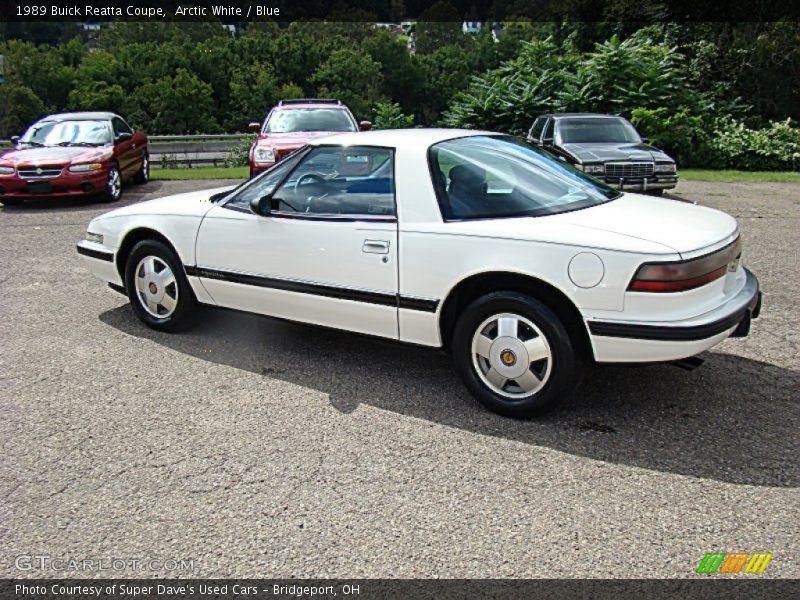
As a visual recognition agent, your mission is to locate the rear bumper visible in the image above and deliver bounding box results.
[0,170,108,198]
[589,268,760,362]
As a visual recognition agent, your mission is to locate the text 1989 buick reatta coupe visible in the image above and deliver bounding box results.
[77,130,761,417]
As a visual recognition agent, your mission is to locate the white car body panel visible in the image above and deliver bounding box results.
[78,129,759,365]
[194,205,399,339]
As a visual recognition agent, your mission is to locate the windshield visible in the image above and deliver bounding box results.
[430,135,620,220]
[557,118,641,144]
[265,108,357,133]
[21,120,112,147]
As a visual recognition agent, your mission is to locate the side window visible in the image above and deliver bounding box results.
[224,150,307,211]
[542,118,554,142]
[112,117,133,136]
[529,117,546,141]
[272,145,395,217]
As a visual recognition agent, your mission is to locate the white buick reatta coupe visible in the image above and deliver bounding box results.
[77,130,761,417]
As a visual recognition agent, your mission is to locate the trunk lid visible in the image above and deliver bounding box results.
[564,193,738,256]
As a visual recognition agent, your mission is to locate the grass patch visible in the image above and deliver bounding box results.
[152,166,248,180]
[150,166,800,184]
[680,169,800,183]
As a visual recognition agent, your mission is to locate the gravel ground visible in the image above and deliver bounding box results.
[0,179,797,579]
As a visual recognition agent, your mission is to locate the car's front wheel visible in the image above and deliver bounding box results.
[100,164,123,203]
[452,292,582,418]
[124,240,197,332]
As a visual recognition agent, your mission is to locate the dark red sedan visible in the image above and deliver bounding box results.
[0,111,149,206]
[248,99,371,177]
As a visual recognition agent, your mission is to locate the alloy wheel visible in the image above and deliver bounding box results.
[470,312,553,398]
[134,255,178,318]
[108,167,121,199]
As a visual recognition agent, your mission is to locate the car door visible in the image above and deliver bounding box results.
[111,117,139,176]
[194,144,399,339]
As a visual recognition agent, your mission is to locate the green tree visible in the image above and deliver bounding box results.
[0,40,74,111]
[131,68,219,134]
[0,84,46,137]
[374,102,414,129]
[226,63,280,130]
[310,48,384,119]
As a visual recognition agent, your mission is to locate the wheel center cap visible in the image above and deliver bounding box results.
[500,349,517,366]
[489,337,529,379]
[148,282,158,294]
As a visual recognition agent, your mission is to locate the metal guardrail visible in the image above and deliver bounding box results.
[0,134,253,168]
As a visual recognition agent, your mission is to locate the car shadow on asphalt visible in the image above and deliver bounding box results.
[0,181,167,213]
[99,304,799,489]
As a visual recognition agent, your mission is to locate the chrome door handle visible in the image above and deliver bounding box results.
[362,239,390,254]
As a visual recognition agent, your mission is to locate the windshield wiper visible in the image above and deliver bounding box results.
[21,141,44,147]
[56,141,103,147]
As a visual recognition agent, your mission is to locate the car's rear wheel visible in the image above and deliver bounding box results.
[124,240,197,332]
[452,292,582,418]
[100,164,122,203]
[134,154,150,184]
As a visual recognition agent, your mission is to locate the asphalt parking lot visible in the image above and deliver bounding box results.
[0,178,797,579]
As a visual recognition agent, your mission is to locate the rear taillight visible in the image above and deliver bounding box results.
[629,236,741,293]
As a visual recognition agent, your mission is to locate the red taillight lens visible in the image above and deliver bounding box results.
[629,236,741,293]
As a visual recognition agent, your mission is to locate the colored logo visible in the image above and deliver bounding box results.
[696,552,773,574]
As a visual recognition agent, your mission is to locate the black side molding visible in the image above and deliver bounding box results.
[76,244,113,262]
[185,265,439,313]
[398,296,440,312]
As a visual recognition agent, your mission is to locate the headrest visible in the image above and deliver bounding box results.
[449,164,486,187]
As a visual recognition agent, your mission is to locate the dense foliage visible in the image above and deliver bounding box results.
[0,21,505,136]
[1,20,799,170]
[443,25,800,169]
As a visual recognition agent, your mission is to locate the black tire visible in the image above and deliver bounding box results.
[0,198,23,206]
[133,153,150,185]
[100,164,123,203]
[452,291,582,418]
[124,239,197,332]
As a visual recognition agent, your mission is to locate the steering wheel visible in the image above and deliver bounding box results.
[294,172,327,195]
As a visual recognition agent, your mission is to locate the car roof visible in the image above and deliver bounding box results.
[38,112,118,122]
[272,102,350,111]
[309,128,494,150]
[548,113,625,120]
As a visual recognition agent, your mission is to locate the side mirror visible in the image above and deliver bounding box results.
[640,136,649,144]
[115,131,133,143]
[248,122,261,133]
[10,135,20,144]
[250,194,272,216]
[359,121,373,131]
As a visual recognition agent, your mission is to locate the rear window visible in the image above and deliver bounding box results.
[265,108,357,133]
[429,135,619,221]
